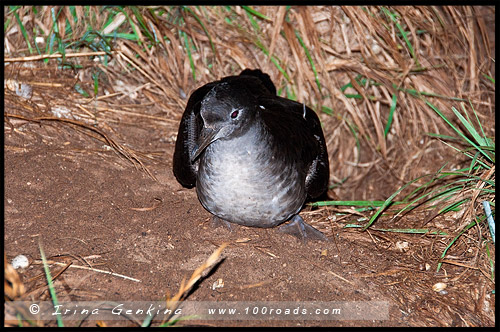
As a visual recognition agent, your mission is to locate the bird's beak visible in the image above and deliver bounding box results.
[191,126,223,162]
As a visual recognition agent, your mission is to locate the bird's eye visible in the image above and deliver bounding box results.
[230,110,239,119]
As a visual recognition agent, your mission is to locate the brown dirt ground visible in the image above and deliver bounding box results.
[4,64,495,327]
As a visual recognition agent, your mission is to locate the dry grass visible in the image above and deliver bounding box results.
[161,243,227,326]
[3,5,495,327]
[4,6,495,194]
[4,254,26,301]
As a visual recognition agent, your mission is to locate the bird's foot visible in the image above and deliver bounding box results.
[278,214,328,242]
[210,215,234,231]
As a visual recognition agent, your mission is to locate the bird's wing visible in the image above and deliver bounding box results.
[258,96,330,199]
[172,82,216,188]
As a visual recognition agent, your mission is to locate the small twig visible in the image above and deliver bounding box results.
[239,279,273,290]
[327,270,356,286]
[161,243,227,325]
[5,51,110,62]
[439,259,479,270]
[309,261,355,286]
[50,262,73,281]
[4,113,157,181]
[92,106,178,123]
[34,260,141,283]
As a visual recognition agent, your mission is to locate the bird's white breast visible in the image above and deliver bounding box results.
[196,126,306,227]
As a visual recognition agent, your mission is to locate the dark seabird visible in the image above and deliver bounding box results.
[173,69,329,241]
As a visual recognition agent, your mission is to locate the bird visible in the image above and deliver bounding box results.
[173,69,329,241]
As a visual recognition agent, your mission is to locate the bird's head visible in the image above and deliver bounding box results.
[191,82,258,162]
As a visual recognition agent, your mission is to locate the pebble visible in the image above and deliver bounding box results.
[11,255,30,270]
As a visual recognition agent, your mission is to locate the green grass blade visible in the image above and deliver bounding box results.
[344,94,363,99]
[381,7,419,67]
[437,137,492,169]
[384,93,397,137]
[13,8,34,54]
[483,73,495,84]
[340,81,352,92]
[120,8,142,45]
[244,7,261,32]
[344,224,447,235]
[183,7,217,58]
[241,6,270,21]
[51,7,63,55]
[395,183,464,217]
[93,70,100,96]
[362,176,423,230]
[398,164,448,204]
[39,242,64,327]
[74,83,90,97]
[321,106,333,115]
[396,85,465,101]
[129,6,155,42]
[438,197,470,214]
[102,32,139,41]
[436,218,478,272]
[252,38,290,82]
[180,30,196,81]
[426,132,461,141]
[345,118,361,157]
[426,100,493,163]
[451,106,487,147]
[468,100,493,148]
[295,30,321,92]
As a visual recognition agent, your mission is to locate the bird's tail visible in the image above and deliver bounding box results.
[239,69,276,95]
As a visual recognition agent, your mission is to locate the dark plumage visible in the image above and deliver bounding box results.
[173,69,329,241]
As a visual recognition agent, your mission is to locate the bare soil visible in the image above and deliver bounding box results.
[4,64,495,327]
